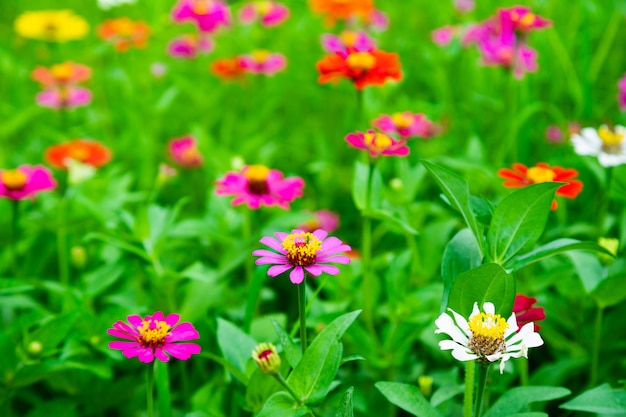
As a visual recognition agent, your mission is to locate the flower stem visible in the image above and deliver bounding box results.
[57,193,70,291]
[298,275,307,354]
[273,372,303,406]
[473,361,490,417]
[361,158,379,345]
[9,200,19,276]
[147,361,156,417]
[590,305,604,387]
[463,360,475,417]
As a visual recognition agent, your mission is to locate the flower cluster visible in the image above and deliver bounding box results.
[171,0,231,33]
[98,17,150,52]
[31,61,92,110]
[168,34,214,59]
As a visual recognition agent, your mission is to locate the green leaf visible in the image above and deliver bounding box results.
[483,386,571,417]
[244,265,267,332]
[245,368,282,413]
[508,238,615,271]
[447,263,515,317]
[375,381,443,417]
[430,384,464,407]
[0,334,17,381]
[257,391,310,417]
[287,310,361,404]
[503,413,548,417]
[422,160,484,257]
[272,320,302,369]
[0,278,34,295]
[592,273,626,308]
[362,209,418,235]
[334,386,354,417]
[216,318,258,375]
[560,383,626,414]
[26,311,80,356]
[84,232,150,262]
[487,182,561,265]
[441,228,483,313]
[352,160,383,210]
[565,251,606,294]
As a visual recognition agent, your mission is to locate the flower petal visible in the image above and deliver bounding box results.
[162,342,201,360]
[289,266,305,284]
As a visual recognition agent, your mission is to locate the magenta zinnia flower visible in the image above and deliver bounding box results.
[253,229,351,284]
[0,165,56,200]
[215,165,304,209]
[513,294,546,332]
[239,50,286,75]
[171,0,231,33]
[168,135,203,168]
[372,111,439,139]
[618,73,626,111]
[36,85,92,109]
[107,311,201,363]
[239,1,289,27]
[167,33,213,58]
[345,129,409,157]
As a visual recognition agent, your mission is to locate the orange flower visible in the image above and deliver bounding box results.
[497,162,583,210]
[45,139,112,170]
[309,0,374,25]
[210,57,246,80]
[317,49,402,90]
[97,17,150,52]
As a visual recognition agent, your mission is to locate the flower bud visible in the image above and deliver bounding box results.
[27,340,43,356]
[418,375,433,397]
[252,343,281,375]
[71,245,88,269]
[598,237,619,265]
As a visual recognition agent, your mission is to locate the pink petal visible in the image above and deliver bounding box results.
[312,229,329,241]
[154,348,170,362]
[109,340,140,350]
[252,249,285,259]
[268,264,293,276]
[162,342,201,360]
[259,236,285,253]
[289,266,305,284]
[165,313,180,327]
[255,256,289,265]
[317,255,351,264]
[127,315,144,328]
[107,328,139,341]
[168,322,200,342]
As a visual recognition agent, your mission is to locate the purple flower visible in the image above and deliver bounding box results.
[0,165,56,200]
[36,85,92,109]
[107,311,201,363]
[253,229,351,284]
[321,30,376,57]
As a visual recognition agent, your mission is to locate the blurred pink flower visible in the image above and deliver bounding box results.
[298,209,339,233]
[545,125,564,144]
[168,135,203,168]
[252,229,351,284]
[32,62,92,109]
[215,165,304,209]
[171,0,231,33]
[373,112,439,139]
[618,73,626,111]
[346,8,388,31]
[453,0,474,13]
[431,25,457,46]
[107,311,201,363]
[345,129,409,157]
[513,294,546,332]
[167,33,213,58]
[498,6,551,33]
[36,85,92,109]
[239,1,289,27]
[321,30,376,55]
[239,50,286,75]
[0,165,56,200]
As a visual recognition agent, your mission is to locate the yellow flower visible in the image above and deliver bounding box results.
[14,10,89,42]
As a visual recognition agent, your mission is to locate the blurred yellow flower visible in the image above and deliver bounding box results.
[14,10,89,42]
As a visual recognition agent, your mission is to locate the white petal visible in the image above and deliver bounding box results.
[504,313,519,338]
[439,339,468,351]
[571,131,601,155]
[482,302,495,315]
[598,152,626,167]
[435,313,469,345]
[449,308,471,338]
[470,303,480,318]
[450,348,478,362]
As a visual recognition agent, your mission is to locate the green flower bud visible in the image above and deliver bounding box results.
[252,343,281,375]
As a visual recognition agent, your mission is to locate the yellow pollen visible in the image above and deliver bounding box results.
[468,312,508,339]
[391,112,413,129]
[364,132,393,152]
[192,0,212,15]
[281,232,322,266]
[1,170,27,190]
[251,49,271,63]
[519,12,536,27]
[244,165,270,181]
[598,126,624,146]
[339,31,358,46]
[50,63,74,81]
[137,320,171,346]
[526,166,556,183]
[255,1,273,14]
[346,52,376,70]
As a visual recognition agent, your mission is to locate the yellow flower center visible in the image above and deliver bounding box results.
[518,12,536,28]
[339,31,358,47]
[391,112,413,129]
[346,52,376,70]
[526,166,556,183]
[50,63,74,81]
[112,18,136,37]
[1,170,27,190]
[281,232,322,266]
[467,312,509,359]
[598,126,624,154]
[251,49,271,63]
[364,132,393,152]
[245,165,270,195]
[255,1,273,14]
[137,319,171,347]
[192,0,212,15]
[68,145,90,162]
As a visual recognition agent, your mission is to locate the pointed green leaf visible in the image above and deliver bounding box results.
[565,251,606,294]
[422,160,484,257]
[447,263,515,317]
[334,386,354,417]
[375,381,443,417]
[216,318,257,374]
[441,228,483,313]
[272,319,302,369]
[487,182,561,265]
[287,310,360,403]
[560,383,626,414]
[26,311,80,356]
[352,160,383,210]
[508,238,616,271]
[483,386,571,417]
[257,392,310,417]
[362,209,418,235]
[592,273,626,308]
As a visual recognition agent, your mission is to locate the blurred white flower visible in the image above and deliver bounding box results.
[571,125,626,167]
[97,0,137,11]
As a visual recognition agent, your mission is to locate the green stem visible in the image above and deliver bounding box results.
[361,158,379,345]
[57,194,70,289]
[463,360,475,417]
[298,276,307,354]
[590,305,604,387]
[589,13,621,83]
[273,372,303,406]
[473,361,489,417]
[147,361,155,417]
[9,200,19,276]
[519,356,529,386]
[242,207,254,286]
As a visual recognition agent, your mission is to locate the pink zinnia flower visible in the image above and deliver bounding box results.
[618,73,626,111]
[498,6,551,33]
[545,125,564,144]
[0,165,56,200]
[372,112,439,139]
[321,30,376,56]
[167,33,213,58]
[345,129,409,157]
[431,25,457,47]
[513,295,546,332]
[107,311,201,363]
[346,8,389,32]
[453,0,475,13]
[215,165,304,209]
[32,62,91,87]
[252,229,351,284]
[36,85,92,109]
[168,135,203,168]
[171,0,231,33]
[239,50,286,75]
[298,209,339,233]
[239,1,289,27]
[32,61,92,109]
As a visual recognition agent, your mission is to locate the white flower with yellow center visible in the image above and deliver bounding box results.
[435,302,543,373]
[571,125,626,167]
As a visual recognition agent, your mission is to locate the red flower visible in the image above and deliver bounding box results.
[45,139,112,170]
[317,49,402,90]
[497,162,583,210]
[309,0,374,26]
[97,17,150,52]
[210,57,246,80]
[513,295,545,332]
